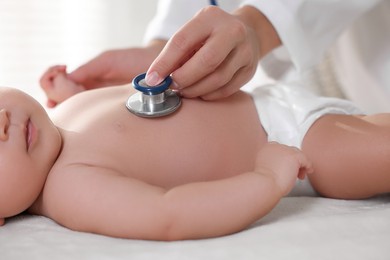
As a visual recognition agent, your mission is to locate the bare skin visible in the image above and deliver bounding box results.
[1,72,390,240]
[3,72,310,240]
[302,113,390,199]
[29,84,278,240]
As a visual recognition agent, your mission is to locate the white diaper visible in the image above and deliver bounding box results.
[249,83,363,196]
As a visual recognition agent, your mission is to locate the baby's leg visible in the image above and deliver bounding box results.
[302,113,390,199]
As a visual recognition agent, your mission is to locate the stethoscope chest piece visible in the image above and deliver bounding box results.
[126,73,181,118]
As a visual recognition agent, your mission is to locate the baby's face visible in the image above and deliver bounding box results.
[0,87,61,224]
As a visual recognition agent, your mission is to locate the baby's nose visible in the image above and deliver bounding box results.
[0,109,10,141]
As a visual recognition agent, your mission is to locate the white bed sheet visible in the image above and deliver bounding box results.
[1,195,389,260]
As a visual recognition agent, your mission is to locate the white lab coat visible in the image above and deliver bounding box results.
[144,0,389,113]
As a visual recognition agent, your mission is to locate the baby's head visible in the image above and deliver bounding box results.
[0,87,62,224]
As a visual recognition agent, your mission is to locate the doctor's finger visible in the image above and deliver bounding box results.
[182,42,257,99]
[201,66,254,100]
[178,48,248,98]
[145,18,215,86]
[181,64,252,100]
[170,30,239,89]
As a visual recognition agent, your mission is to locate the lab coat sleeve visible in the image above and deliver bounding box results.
[143,0,210,44]
[241,0,382,71]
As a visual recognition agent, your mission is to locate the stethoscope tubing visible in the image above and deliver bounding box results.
[209,0,218,6]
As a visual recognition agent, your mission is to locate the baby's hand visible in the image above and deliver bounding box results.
[255,142,314,196]
[40,65,85,108]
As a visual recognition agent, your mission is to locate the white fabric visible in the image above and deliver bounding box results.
[2,195,389,259]
[144,0,380,71]
[329,1,390,113]
[244,0,381,71]
[143,0,241,44]
[144,0,390,113]
[250,84,362,149]
[254,0,390,113]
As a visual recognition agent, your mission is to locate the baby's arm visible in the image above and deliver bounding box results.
[40,65,86,107]
[42,143,312,241]
[39,43,166,108]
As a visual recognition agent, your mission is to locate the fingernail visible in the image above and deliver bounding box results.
[145,71,162,86]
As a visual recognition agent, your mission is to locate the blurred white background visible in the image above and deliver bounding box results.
[0,0,157,104]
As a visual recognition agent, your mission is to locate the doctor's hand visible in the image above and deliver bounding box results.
[145,5,281,100]
[68,42,165,90]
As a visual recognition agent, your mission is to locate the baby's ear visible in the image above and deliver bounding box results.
[0,218,4,226]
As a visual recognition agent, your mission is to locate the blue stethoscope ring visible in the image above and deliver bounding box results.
[133,73,172,95]
[126,73,182,118]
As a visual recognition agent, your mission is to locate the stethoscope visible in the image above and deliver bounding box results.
[126,0,218,118]
[126,73,181,118]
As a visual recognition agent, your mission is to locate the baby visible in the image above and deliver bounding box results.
[1,67,389,241]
